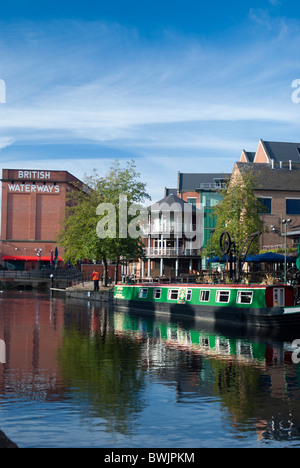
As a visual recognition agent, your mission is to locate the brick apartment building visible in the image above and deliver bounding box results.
[0,169,83,270]
[238,139,300,251]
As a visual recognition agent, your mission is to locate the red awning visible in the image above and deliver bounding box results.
[2,255,62,262]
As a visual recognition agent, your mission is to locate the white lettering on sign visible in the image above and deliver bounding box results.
[8,184,60,193]
[18,170,51,180]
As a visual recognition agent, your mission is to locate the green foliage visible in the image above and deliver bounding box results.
[205,170,265,258]
[57,160,151,281]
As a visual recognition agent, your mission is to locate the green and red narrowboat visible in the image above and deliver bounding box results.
[113,283,300,327]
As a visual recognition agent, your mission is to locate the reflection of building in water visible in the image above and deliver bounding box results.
[113,312,300,443]
[1,295,300,445]
[0,295,66,400]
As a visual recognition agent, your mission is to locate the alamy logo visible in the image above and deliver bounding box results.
[292,79,300,104]
[0,340,6,364]
[96,194,204,249]
[292,339,300,364]
[0,79,6,104]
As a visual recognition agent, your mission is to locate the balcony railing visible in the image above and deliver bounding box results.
[198,182,224,190]
[141,224,198,235]
[145,247,199,257]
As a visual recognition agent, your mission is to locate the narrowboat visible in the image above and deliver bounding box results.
[113,283,300,327]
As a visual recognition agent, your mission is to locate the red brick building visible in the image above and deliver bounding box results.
[0,169,83,270]
[239,139,300,251]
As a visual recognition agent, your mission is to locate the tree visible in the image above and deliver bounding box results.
[207,169,265,259]
[57,160,151,285]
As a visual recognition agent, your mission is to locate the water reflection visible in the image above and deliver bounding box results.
[58,307,147,435]
[0,291,300,447]
[112,309,300,445]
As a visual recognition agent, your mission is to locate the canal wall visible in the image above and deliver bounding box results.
[0,271,84,291]
[65,286,114,303]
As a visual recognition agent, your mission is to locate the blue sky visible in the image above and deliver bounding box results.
[1,0,300,201]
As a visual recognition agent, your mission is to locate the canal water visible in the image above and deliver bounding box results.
[1,291,300,448]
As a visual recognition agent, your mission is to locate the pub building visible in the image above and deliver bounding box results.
[0,169,84,270]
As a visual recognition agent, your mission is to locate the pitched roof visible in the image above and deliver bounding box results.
[241,151,256,163]
[236,162,300,191]
[164,187,177,197]
[148,193,198,212]
[178,172,230,191]
[263,141,300,163]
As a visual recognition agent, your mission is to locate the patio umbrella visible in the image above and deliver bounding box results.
[245,255,257,262]
[250,252,294,263]
[207,255,236,263]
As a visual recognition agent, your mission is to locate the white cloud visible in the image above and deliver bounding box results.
[0,137,16,150]
[0,17,300,200]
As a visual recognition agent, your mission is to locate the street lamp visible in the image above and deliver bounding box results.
[35,248,42,270]
[209,229,215,276]
[282,219,292,283]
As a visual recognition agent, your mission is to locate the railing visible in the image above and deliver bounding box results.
[141,224,197,235]
[0,269,84,284]
[129,270,286,285]
[262,244,285,250]
[198,183,224,190]
[145,248,199,257]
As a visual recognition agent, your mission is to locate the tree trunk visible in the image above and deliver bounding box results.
[103,258,108,287]
[115,257,120,284]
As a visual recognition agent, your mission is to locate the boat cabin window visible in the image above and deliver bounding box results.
[187,290,192,301]
[237,291,253,304]
[168,289,179,300]
[200,290,210,302]
[139,288,148,299]
[216,290,230,303]
[153,288,162,299]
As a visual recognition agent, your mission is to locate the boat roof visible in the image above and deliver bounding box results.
[116,283,287,289]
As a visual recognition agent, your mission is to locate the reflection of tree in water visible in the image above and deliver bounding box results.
[211,357,300,443]
[213,359,264,423]
[57,313,146,435]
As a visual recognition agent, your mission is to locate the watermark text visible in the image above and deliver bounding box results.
[292,339,300,364]
[0,79,6,104]
[292,79,300,104]
[0,340,6,364]
[96,195,204,249]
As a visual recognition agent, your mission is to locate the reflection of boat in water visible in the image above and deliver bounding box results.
[113,312,295,368]
[113,283,300,328]
[113,310,300,444]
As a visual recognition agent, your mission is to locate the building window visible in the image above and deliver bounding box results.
[168,289,179,300]
[200,290,210,302]
[286,199,300,215]
[139,288,148,299]
[258,198,272,214]
[216,290,230,303]
[153,288,162,299]
[237,291,253,304]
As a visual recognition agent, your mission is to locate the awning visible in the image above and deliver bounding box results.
[207,255,236,263]
[245,252,294,263]
[2,255,63,262]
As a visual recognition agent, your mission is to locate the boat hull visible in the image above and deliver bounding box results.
[113,283,300,328]
[113,299,300,328]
